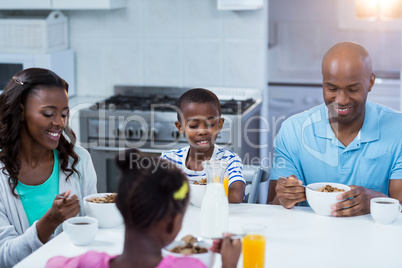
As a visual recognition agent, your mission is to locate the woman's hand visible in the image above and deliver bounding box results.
[48,190,81,224]
[36,190,81,243]
[210,233,242,268]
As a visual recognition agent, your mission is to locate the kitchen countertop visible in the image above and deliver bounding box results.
[268,70,401,85]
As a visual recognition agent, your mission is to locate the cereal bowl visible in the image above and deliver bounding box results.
[305,182,351,216]
[189,183,206,208]
[162,236,215,267]
[83,193,123,228]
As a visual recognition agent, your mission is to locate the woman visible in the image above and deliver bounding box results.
[0,68,97,268]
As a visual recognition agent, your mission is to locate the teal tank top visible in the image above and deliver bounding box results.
[16,150,59,226]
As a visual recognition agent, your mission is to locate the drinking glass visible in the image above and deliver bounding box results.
[242,223,266,268]
[223,171,229,197]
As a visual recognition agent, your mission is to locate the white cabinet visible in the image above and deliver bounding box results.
[0,0,125,10]
[217,0,263,10]
[0,0,51,10]
[52,0,125,10]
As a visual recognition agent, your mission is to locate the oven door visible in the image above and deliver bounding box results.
[90,146,163,193]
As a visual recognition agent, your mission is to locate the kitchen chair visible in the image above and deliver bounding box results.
[242,165,270,204]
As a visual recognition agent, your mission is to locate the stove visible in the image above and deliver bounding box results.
[90,94,256,114]
[79,86,262,192]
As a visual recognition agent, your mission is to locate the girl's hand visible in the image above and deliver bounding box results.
[210,233,242,268]
[220,234,241,268]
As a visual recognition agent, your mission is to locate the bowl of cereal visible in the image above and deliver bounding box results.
[162,235,215,267]
[83,193,123,228]
[189,179,207,208]
[305,182,351,216]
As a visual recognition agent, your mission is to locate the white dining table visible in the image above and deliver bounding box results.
[14,203,402,268]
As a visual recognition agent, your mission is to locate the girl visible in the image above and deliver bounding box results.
[46,149,240,268]
[0,68,97,268]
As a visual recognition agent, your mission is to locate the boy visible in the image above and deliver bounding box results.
[161,88,245,203]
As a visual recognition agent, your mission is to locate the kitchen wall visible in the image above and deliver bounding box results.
[269,0,401,82]
[63,0,268,97]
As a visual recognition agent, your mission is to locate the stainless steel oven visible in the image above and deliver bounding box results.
[80,86,262,193]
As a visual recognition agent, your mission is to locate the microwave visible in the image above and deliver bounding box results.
[0,49,75,96]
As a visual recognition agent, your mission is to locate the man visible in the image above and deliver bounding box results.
[267,42,402,216]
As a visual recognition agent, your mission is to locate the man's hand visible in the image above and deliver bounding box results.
[330,185,387,217]
[273,175,306,208]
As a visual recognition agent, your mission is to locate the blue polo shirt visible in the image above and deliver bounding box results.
[270,101,402,195]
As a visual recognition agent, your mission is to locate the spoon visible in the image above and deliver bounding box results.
[55,194,68,199]
[206,234,246,240]
[274,172,314,191]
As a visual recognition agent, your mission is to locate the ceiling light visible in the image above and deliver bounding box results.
[380,0,402,20]
[355,0,378,20]
[355,0,402,20]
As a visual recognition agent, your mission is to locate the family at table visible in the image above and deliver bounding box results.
[0,41,401,268]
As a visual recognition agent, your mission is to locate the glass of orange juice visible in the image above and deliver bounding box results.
[242,223,266,268]
[223,176,229,197]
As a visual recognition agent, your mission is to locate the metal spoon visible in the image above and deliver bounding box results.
[274,172,314,191]
[55,194,67,199]
[206,234,246,240]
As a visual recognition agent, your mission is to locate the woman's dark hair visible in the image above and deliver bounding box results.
[0,68,79,196]
[175,88,221,122]
[115,149,189,230]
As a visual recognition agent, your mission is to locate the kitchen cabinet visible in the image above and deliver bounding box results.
[52,0,125,10]
[0,0,125,10]
[0,0,50,10]
[217,0,263,10]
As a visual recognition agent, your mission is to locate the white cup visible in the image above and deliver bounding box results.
[370,197,401,224]
[63,216,98,246]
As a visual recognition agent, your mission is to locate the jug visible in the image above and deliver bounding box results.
[200,159,229,238]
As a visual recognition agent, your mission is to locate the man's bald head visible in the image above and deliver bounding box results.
[322,42,373,78]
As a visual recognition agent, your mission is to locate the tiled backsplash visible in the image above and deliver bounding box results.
[64,0,268,96]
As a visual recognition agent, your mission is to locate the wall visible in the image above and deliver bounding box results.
[268,0,401,83]
[63,0,268,96]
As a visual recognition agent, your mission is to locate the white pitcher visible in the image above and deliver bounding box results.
[200,159,229,238]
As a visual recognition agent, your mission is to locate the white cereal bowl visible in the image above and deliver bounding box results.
[189,184,206,208]
[305,182,351,216]
[162,238,215,267]
[83,193,124,228]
